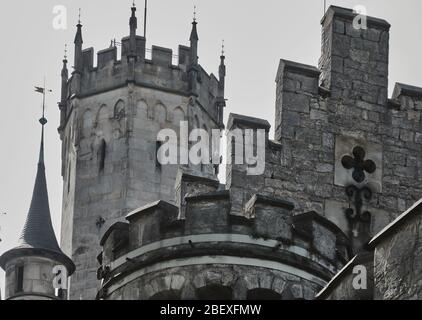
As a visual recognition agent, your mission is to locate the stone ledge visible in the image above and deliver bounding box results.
[0,247,75,275]
[125,200,178,221]
[185,190,230,203]
[227,113,271,131]
[245,194,295,212]
[176,170,220,188]
[101,241,338,289]
[392,82,422,99]
[293,211,348,239]
[322,5,391,31]
[276,59,321,82]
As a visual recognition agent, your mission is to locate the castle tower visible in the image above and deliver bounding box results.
[96,5,422,301]
[274,6,422,252]
[58,5,225,299]
[0,110,75,300]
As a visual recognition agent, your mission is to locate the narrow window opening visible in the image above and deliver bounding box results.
[16,265,24,293]
[67,166,71,194]
[156,140,163,170]
[98,139,107,172]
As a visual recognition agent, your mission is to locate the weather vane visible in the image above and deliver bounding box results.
[34,78,53,124]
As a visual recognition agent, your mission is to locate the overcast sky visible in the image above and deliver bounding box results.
[1,0,422,295]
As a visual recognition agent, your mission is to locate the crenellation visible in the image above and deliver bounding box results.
[121,35,146,60]
[178,45,191,68]
[175,168,220,219]
[97,47,118,69]
[98,176,350,300]
[126,201,179,249]
[82,48,94,71]
[151,45,173,66]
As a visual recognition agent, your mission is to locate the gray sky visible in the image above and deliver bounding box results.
[1,0,422,294]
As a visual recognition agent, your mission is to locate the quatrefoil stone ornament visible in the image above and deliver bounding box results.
[341,146,376,183]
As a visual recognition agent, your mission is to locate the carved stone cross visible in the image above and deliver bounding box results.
[341,146,376,183]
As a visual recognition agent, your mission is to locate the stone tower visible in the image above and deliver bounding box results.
[58,5,225,299]
[0,114,75,300]
[96,6,422,300]
[274,6,422,252]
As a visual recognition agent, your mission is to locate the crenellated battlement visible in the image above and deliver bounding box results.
[98,165,351,298]
[69,43,219,95]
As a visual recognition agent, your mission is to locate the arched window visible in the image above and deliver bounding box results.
[137,100,148,119]
[114,100,125,120]
[96,105,109,136]
[173,107,185,126]
[155,104,167,123]
[81,110,93,139]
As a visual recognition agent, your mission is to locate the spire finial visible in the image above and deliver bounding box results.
[64,44,68,60]
[34,78,52,163]
[189,6,199,42]
[35,78,52,127]
[78,8,81,25]
[221,39,225,56]
[132,0,136,8]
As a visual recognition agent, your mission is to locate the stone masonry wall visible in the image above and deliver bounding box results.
[374,209,422,300]
[4,256,60,300]
[272,6,422,250]
[63,81,220,299]
[105,264,322,300]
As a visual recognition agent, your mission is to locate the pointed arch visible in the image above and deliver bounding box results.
[96,104,109,124]
[114,100,126,120]
[155,103,167,123]
[173,107,186,126]
[137,100,148,119]
[95,105,109,137]
[81,109,93,138]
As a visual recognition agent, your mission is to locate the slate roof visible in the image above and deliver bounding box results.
[0,126,75,274]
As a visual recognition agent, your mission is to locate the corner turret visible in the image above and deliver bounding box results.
[0,98,74,300]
